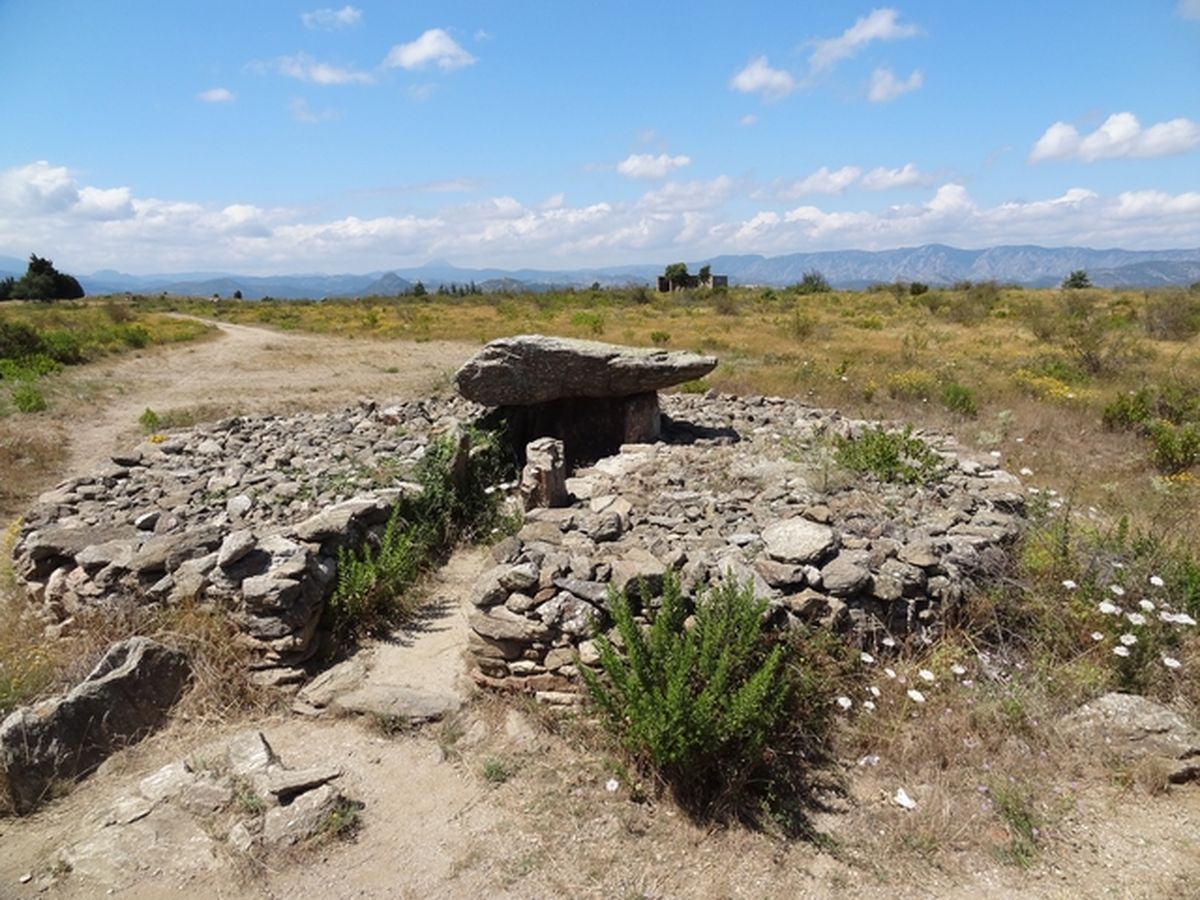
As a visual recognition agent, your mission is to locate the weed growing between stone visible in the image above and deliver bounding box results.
[582,573,843,837]
[327,426,517,640]
[833,425,945,485]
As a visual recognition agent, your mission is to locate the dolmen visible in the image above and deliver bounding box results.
[454,334,717,466]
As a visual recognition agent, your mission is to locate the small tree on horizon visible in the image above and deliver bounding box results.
[9,254,85,302]
[1063,269,1092,289]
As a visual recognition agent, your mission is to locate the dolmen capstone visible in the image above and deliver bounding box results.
[454,334,717,465]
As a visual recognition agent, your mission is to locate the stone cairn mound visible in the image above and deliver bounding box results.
[10,398,484,683]
[9,335,1026,704]
[456,336,1026,702]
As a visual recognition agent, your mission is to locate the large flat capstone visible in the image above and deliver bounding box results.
[455,334,717,406]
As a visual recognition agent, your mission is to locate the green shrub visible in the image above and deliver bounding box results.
[909,281,929,296]
[0,321,45,360]
[790,270,830,295]
[1146,420,1200,474]
[120,324,151,348]
[649,330,671,346]
[39,330,85,364]
[941,382,979,417]
[834,425,945,484]
[1142,289,1200,341]
[1102,391,1153,431]
[138,408,162,433]
[569,310,605,335]
[582,574,836,829]
[11,382,47,413]
[0,355,61,381]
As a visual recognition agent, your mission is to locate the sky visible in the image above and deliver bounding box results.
[1,1,1198,275]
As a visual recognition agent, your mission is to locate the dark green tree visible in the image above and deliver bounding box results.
[663,262,690,288]
[10,255,85,301]
[0,276,14,301]
[793,270,830,294]
[698,264,711,284]
[1062,269,1092,289]
[412,280,427,297]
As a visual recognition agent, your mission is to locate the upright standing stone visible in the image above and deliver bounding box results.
[520,437,569,510]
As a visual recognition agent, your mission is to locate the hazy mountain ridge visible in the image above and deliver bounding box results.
[3,245,1195,299]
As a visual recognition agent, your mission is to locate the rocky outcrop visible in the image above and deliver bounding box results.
[455,334,717,405]
[466,391,1026,700]
[1060,692,1200,784]
[0,637,191,814]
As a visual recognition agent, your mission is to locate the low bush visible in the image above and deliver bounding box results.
[941,381,979,417]
[11,383,47,413]
[1142,289,1200,341]
[582,573,838,832]
[834,425,945,484]
[885,368,938,401]
[1147,420,1200,474]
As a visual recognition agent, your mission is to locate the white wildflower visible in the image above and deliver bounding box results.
[1126,612,1147,626]
[863,700,877,711]
[1098,601,1121,615]
[990,451,1002,459]
[605,778,620,793]
[860,652,875,665]
[1062,579,1078,590]
[906,689,926,704]
[1091,631,1105,641]
[885,667,897,679]
[893,788,917,810]
[881,636,897,648]
[1110,585,1126,597]
[1162,656,1182,670]
[1139,599,1155,612]
[951,664,967,676]
[1119,633,1138,646]
[1149,575,1165,588]
[836,696,853,711]
[1019,467,1033,476]
[868,685,882,698]
[918,669,935,683]
[1113,646,1131,658]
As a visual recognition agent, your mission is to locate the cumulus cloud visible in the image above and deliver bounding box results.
[617,153,692,179]
[384,29,476,71]
[765,166,862,199]
[867,66,923,102]
[301,5,362,30]
[3,160,1198,274]
[729,56,796,101]
[809,8,920,74]
[197,87,235,103]
[860,163,931,190]
[274,53,373,85]
[1030,112,1200,162]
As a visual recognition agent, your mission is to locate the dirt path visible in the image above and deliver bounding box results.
[66,316,477,477]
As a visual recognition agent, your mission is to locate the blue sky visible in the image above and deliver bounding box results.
[1,1,1198,274]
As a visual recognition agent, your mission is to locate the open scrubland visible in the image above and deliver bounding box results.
[2,282,1200,896]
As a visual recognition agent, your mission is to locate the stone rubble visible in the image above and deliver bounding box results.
[11,398,483,675]
[467,391,1026,701]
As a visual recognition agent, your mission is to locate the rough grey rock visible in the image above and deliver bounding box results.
[520,437,569,510]
[761,518,836,565]
[263,783,343,846]
[1060,692,1200,783]
[0,637,191,814]
[454,334,717,405]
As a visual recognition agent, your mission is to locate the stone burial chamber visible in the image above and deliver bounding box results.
[454,334,718,466]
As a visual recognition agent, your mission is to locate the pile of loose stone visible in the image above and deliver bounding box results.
[10,397,483,681]
[468,390,1026,701]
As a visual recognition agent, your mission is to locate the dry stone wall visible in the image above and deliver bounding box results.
[468,391,1027,701]
[11,398,483,680]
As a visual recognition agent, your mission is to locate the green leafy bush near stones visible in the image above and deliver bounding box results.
[328,427,516,639]
[581,573,839,833]
[833,425,945,484]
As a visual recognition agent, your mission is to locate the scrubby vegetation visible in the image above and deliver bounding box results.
[582,574,840,834]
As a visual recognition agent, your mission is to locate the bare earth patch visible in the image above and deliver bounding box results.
[1,320,1199,898]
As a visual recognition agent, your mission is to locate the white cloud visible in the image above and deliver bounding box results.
[1030,112,1200,162]
[617,153,692,179]
[289,97,340,124]
[301,5,362,30]
[197,87,235,104]
[274,53,373,85]
[1178,0,1200,19]
[739,114,758,127]
[384,29,476,71]
[860,163,931,190]
[809,8,921,74]
[4,161,1198,274]
[867,66,923,102]
[729,56,796,101]
[766,166,862,199]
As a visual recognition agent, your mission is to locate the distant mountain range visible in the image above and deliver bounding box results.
[2,244,1197,299]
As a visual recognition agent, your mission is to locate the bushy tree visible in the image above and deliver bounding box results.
[9,255,85,301]
[792,270,830,294]
[1062,269,1092,290]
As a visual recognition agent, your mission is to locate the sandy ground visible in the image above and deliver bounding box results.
[2,319,1200,898]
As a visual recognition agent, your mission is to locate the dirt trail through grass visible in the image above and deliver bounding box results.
[64,315,476,478]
